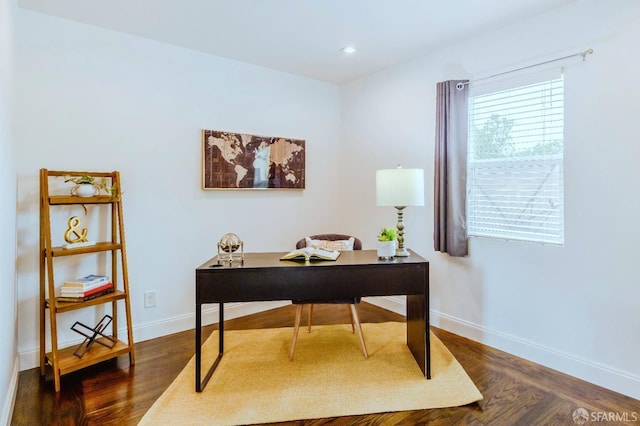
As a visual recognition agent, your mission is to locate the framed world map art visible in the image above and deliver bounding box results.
[202,129,306,190]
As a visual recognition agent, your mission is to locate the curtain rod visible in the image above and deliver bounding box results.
[456,48,593,90]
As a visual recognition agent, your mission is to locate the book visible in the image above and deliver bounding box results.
[280,247,341,261]
[56,286,115,303]
[63,274,110,289]
[60,280,112,294]
[60,282,113,297]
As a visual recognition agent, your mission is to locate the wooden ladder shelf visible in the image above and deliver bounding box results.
[39,169,135,392]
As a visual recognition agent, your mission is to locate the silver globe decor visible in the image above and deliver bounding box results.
[217,233,244,265]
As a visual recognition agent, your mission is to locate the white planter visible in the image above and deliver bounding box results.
[377,240,396,260]
[71,183,97,197]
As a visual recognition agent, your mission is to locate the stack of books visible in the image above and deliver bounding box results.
[58,274,114,302]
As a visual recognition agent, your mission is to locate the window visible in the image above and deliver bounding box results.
[467,70,564,245]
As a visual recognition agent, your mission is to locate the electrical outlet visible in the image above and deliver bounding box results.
[144,291,157,308]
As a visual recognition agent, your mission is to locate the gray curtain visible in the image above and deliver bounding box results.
[434,80,469,257]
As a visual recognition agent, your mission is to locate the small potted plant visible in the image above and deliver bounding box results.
[377,227,397,260]
[63,175,117,198]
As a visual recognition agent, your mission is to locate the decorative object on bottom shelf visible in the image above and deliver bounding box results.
[376,227,397,260]
[72,315,117,358]
[217,232,244,265]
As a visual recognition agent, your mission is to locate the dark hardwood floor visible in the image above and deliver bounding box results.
[11,303,639,425]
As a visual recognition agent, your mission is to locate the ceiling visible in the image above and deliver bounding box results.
[18,0,576,84]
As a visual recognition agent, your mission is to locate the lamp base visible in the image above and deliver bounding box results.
[395,248,410,257]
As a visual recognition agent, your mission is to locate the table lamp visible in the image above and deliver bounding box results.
[376,166,425,256]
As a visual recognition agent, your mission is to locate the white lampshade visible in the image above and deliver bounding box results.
[376,168,425,207]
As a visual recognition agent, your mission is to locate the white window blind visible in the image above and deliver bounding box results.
[467,71,564,245]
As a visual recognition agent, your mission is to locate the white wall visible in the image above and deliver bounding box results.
[341,0,640,398]
[0,0,19,422]
[12,0,639,402]
[14,9,343,369]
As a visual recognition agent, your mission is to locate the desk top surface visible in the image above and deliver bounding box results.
[196,249,427,272]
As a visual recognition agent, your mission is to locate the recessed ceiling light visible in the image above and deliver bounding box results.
[341,46,357,54]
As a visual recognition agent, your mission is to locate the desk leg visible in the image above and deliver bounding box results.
[195,302,225,392]
[406,294,431,379]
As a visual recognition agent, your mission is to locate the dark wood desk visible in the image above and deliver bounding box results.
[195,249,430,392]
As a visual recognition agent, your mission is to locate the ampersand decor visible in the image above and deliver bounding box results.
[64,216,89,244]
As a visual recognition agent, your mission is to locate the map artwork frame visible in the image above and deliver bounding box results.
[202,129,306,190]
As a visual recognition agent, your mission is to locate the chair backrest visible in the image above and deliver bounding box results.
[296,234,362,250]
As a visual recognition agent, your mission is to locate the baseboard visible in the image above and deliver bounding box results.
[18,299,638,400]
[431,309,640,400]
[132,300,290,343]
[362,295,406,315]
[18,301,290,370]
[1,356,19,426]
[367,297,640,399]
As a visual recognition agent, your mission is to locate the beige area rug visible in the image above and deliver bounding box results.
[139,322,482,425]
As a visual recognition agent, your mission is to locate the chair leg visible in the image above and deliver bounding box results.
[349,304,368,359]
[307,304,314,333]
[290,304,303,360]
[347,305,355,333]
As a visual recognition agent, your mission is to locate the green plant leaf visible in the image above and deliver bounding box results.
[377,227,397,241]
